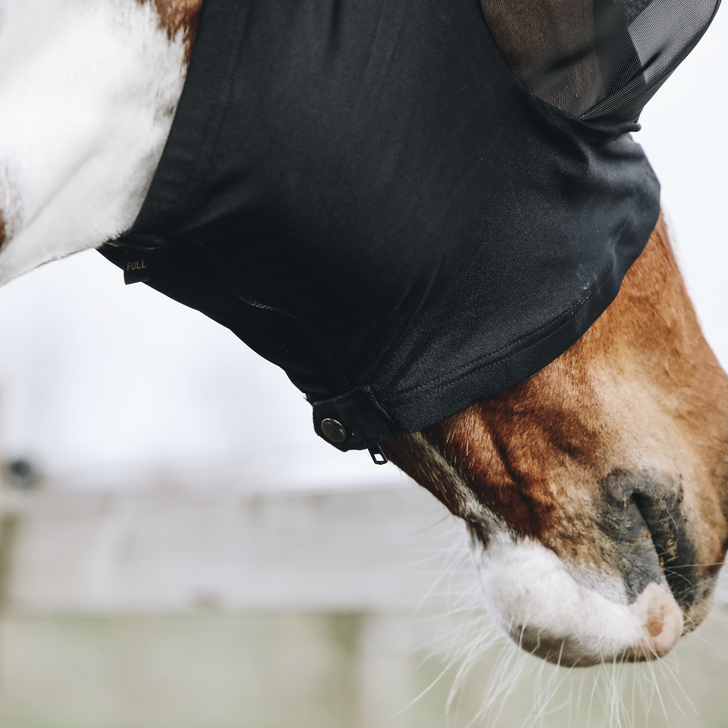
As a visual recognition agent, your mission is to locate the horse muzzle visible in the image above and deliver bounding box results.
[470,524,691,667]
[468,466,723,667]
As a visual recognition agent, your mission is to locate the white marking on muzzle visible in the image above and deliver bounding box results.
[474,537,684,666]
[404,432,685,665]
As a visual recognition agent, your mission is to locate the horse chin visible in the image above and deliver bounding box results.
[471,534,710,668]
[513,583,685,667]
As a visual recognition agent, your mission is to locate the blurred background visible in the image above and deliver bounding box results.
[0,8,727,728]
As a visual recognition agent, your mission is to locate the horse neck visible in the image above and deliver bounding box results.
[0,0,201,286]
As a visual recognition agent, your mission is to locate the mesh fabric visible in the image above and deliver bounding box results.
[481,0,720,120]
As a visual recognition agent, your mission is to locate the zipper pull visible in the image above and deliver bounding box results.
[368,445,388,465]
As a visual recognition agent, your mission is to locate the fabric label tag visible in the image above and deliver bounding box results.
[123,251,152,285]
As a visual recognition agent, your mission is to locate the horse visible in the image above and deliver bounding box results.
[0,0,726,670]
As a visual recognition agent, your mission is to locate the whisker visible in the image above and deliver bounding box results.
[401,513,728,727]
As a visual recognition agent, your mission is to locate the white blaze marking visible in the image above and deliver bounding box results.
[0,0,188,284]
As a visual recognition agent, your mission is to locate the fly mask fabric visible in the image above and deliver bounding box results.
[100,0,720,454]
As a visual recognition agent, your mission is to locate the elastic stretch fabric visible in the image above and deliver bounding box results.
[100,0,719,451]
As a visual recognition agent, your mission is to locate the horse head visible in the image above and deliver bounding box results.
[384,216,728,666]
[0,0,725,672]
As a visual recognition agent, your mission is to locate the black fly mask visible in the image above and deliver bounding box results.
[101,0,720,456]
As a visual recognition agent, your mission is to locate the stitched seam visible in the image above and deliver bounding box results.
[387,229,629,404]
[392,263,612,401]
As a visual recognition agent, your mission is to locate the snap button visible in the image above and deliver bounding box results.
[321,418,347,443]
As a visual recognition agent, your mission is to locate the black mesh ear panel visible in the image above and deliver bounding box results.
[481,0,720,121]
[621,0,652,24]
[480,0,604,116]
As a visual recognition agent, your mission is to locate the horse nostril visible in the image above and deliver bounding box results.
[600,470,703,611]
[631,491,701,610]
